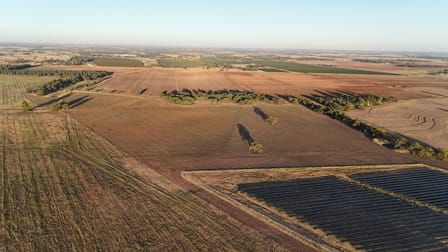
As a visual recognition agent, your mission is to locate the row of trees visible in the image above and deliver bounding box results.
[429,69,448,75]
[27,76,83,95]
[309,93,397,111]
[65,56,93,65]
[162,89,286,105]
[0,68,112,79]
[393,137,448,161]
[0,64,33,70]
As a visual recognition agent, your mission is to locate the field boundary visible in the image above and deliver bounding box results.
[184,163,426,174]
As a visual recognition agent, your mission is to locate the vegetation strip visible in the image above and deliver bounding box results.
[0,68,112,95]
[162,89,286,105]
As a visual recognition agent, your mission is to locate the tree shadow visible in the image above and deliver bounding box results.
[139,88,148,95]
[33,92,73,109]
[253,107,268,121]
[237,123,254,145]
[438,108,448,113]
[304,89,359,103]
[68,95,92,108]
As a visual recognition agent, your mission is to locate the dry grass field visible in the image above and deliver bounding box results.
[65,92,410,178]
[0,72,300,251]
[348,87,448,150]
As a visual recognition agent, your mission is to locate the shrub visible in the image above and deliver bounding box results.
[437,149,448,161]
[249,142,263,154]
[51,100,69,111]
[393,138,408,149]
[416,147,434,158]
[21,101,32,112]
[266,116,278,126]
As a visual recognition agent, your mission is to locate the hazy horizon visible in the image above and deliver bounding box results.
[1,0,447,52]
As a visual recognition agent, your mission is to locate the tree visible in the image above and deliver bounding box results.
[393,137,408,149]
[21,101,32,112]
[266,116,278,126]
[249,142,263,154]
[51,100,68,111]
[416,147,434,158]
[437,149,448,161]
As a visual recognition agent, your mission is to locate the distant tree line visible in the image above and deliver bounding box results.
[0,68,111,78]
[65,56,93,65]
[162,89,286,105]
[352,58,395,64]
[429,69,448,75]
[308,93,397,111]
[0,64,34,70]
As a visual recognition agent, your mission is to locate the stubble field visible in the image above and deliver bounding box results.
[0,72,295,251]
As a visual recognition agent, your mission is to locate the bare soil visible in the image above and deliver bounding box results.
[348,87,448,150]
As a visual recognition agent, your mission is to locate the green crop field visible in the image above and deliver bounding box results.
[256,60,399,75]
[93,57,144,67]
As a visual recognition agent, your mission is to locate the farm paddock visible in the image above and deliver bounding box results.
[4,62,448,250]
[348,87,448,150]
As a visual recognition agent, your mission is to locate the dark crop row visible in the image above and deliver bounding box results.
[238,176,448,251]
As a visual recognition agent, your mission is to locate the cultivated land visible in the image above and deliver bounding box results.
[34,65,448,99]
[0,74,59,108]
[2,47,448,251]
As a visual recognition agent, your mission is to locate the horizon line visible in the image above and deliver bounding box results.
[1,41,447,55]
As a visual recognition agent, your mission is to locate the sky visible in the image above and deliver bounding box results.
[0,0,447,52]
